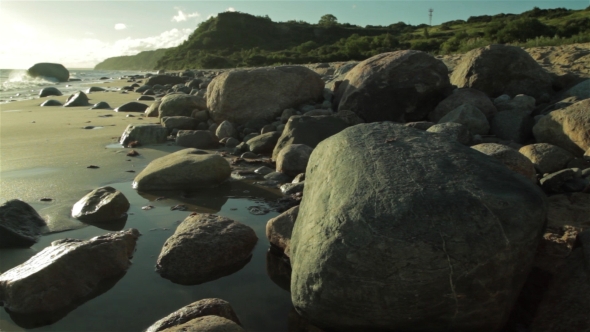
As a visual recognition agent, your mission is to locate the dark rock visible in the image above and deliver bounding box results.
[276,144,313,176]
[156,214,257,285]
[71,186,130,223]
[0,200,46,248]
[240,152,259,159]
[290,122,547,331]
[247,132,281,155]
[335,50,452,123]
[490,110,535,144]
[119,124,168,147]
[39,87,62,97]
[0,229,140,313]
[264,172,292,184]
[161,116,198,133]
[429,88,497,122]
[438,103,490,136]
[63,91,90,107]
[40,99,62,107]
[404,121,435,131]
[176,130,216,149]
[519,143,575,174]
[159,94,204,119]
[114,102,148,112]
[90,101,111,110]
[85,86,105,93]
[145,75,185,86]
[426,122,471,145]
[137,95,155,101]
[145,100,161,117]
[280,182,304,195]
[27,63,69,82]
[471,143,536,182]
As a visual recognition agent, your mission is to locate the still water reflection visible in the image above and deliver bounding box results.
[0,180,293,331]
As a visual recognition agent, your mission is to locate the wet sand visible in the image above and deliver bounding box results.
[0,80,180,231]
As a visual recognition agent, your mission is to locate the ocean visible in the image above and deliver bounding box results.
[0,69,147,104]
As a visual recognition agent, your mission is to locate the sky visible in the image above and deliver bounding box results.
[0,1,588,69]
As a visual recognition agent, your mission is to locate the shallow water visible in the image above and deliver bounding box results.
[0,180,293,332]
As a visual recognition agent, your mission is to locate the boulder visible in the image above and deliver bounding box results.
[206,66,324,124]
[27,63,69,82]
[539,169,577,193]
[114,102,148,112]
[266,206,299,255]
[272,115,349,161]
[135,85,152,93]
[489,110,535,144]
[119,124,168,147]
[532,99,590,157]
[276,144,313,177]
[290,122,547,331]
[426,122,471,145]
[176,130,217,149]
[161,116,198,133]
[563,79,590,100]
[546,193,590,229]
[85,86,106,93]
[71,186,130,223]
[215,120,237,140]
[335,50,452,123]
[0,200,46,248]
[145,75,185,87]
[158,316,244,332]
[90,101,111,110]
[63,91,90,107]
[156,214,257,285]
[429,88,497,122]
[494,94,536,113]
[133,149,230,191]
[247,132,281,155]
[145,100,161,117]
[159,94,203,119]
[0,229,140,314]
[146,298,241,332]
[438,104,490,136]
[39,87,62,97]
[471,143,537,182]
[519,143,575,174]
[40,99,62,107]
[280,182,305,195]
[405,121,435,131]
[450,44,554,101]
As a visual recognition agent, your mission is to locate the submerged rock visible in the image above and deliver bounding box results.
[0,199,46,248]
[71,186,130,223]
[146,298,241,332]
[156,214,257,285]
[0,228,140,314]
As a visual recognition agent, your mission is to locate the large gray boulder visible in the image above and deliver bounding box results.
[159,94,204,119]
[0,200,46,248]
[71,186,130,223]
[146,298,241,332]
[429,88,497,122]
[450,45,554,101]
[206,66,324,125]
[532,99,590,157]
[335,50,452,123]
[27,63,69,82]
[119,124,168,147]
[290,122,547,331]
[438,104,490,136]
[272,115,350,161]
[133,149,230,191]
[156,214,257,285]
[0,229,139,314]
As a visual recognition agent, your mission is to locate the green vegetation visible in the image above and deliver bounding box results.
[94,7,590,70]
[94,49,169,70]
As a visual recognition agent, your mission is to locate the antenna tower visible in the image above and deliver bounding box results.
[429,8,433,26]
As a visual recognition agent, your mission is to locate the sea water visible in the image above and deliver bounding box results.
[0,69,147,104]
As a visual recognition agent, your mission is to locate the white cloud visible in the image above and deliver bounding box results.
[226,7,236,12]
[172,10,200,22]
[114,23,127,30]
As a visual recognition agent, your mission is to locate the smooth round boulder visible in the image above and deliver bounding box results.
[161,116,198,132]
[429,88,497,122]
[156,213,257,285]
[0,200,46,248]
[335,50,452,123]
[133,148,230,191]
[519,143,575,174]
[426,122,471,145]
[176,130,217,149]
[40,99,62,107]
[90,101,111,109]
[158,94,203,119]
[450,45,554,101]
[206,66,324,125]
[438,103,490,136]
[71,186,130,223]
[471,143,537,182]
[246,131,281,155]
[27,63,69,82]
[276,144,313,177]
[532,99,590,157]
[39,87,62,97]
[85,86,106,93]
[114,102,149,112]
[215,120,237,140]
[290,122,547,331]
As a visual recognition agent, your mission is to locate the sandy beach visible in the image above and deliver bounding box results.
[0,79,182,232]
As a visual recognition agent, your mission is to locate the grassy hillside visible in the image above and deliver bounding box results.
[94,6,590,70]
[94,49,169,70]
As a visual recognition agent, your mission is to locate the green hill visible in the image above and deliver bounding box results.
[94,49,169,70]
[94,7,590,71]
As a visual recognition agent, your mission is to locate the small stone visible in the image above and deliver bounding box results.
[87,165,99,169]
